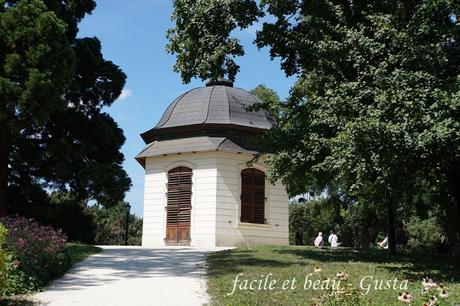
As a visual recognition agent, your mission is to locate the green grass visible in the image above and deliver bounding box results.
[207,246,460,306]
[64,243,101,265]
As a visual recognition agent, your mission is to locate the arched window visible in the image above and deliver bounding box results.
[241,168,265,224]
[166,166,192,245]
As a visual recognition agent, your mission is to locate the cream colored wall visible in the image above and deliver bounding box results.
[142,152,217,248]
[215,152,289,246]
[141,151,289,247]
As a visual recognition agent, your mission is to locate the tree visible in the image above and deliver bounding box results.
[166,0,262,83]
[168,0,460,257]
[250,84,282,118]
[0,0,74,215]
[89,202,143,246]
[1,0,131,216]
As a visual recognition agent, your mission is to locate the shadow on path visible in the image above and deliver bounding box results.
[47,247,209,291]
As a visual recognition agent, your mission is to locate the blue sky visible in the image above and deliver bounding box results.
[78,1,295,217]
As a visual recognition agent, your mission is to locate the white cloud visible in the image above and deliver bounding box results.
[118,88,133,101]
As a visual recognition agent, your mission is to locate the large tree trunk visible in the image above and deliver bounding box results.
[356,225,379,249]
[388,201,397,254]
[357,225,371,249]
[0,147,7,217]
[445,164,460,260]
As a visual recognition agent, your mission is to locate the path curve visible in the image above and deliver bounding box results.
[34,246,218,306]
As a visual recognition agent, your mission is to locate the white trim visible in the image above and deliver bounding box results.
[238,222,271,228]
[163,160,196,173]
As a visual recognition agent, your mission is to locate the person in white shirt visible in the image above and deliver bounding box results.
[328,230,339,248]
[378,237,389,249]
[314,232,324,248]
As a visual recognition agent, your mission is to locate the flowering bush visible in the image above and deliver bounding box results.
[394,278,453,305]
[313,272,367,306]
[419,278,451,306]
[0,216,70,295]
[0,224,8,296]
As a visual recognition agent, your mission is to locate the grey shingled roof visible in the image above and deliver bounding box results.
[155,85,273,130]
[135,136,258,167]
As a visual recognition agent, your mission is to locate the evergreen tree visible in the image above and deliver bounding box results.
[1,0,131,216]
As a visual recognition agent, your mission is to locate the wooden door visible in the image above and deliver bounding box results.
[166,166,192,245]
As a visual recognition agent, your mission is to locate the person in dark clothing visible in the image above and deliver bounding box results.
[295,228,304,245]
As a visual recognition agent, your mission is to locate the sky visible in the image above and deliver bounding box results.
[78,1,295,217]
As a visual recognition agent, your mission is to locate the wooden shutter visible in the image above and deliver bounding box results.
[241,168,265,224]
[166,167,192,243]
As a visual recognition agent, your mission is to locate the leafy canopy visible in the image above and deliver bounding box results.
[167,0,262,83]
[168,0,460,255]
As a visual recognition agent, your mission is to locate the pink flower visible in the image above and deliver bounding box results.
[314,267,322,273]
[17,238,26,249]
[336,272,348,281]
[439,289,449,299]
[397,292,413,303]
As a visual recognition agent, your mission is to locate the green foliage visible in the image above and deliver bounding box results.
[406,216,443,251]
[7,192,142,245]
[0,216,99,296]
[207,246,460,305]
[9,192,96,243]
[89,202,143,246]
[1,216,69,295]
[37,36,131,207]
[168,0,460,256]
[0,0,74,129]
[166,0,262,83]
[2,242,98,297]
[289,202,308,244]
[250,84,282,117]
[290,199,343,245]
[290,197,382,248]
[0,224,7,296]
[315,279,368,306]
[343,198,387,248]
[1,0,131,216]
[0,0,75,214]
[65,243,101,265]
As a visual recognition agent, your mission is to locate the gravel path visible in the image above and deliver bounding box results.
[34,246,218,306]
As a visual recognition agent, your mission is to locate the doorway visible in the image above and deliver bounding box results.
[165,166,192,245]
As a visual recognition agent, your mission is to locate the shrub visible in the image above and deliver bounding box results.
[9,191,96,243]
[289,197,354,246]
[289,199,340,245]
[0,216,70,295]
[406,215,443,251]
[89,202,143,245]
[0,224,8,296]
[313,273,368,306]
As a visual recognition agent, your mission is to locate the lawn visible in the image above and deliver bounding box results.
[64,243,102,265]
[207,246,460,306]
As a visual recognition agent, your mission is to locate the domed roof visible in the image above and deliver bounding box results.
[140,80,273,143]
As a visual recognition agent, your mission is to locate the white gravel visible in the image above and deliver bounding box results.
[33,246,223,306]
